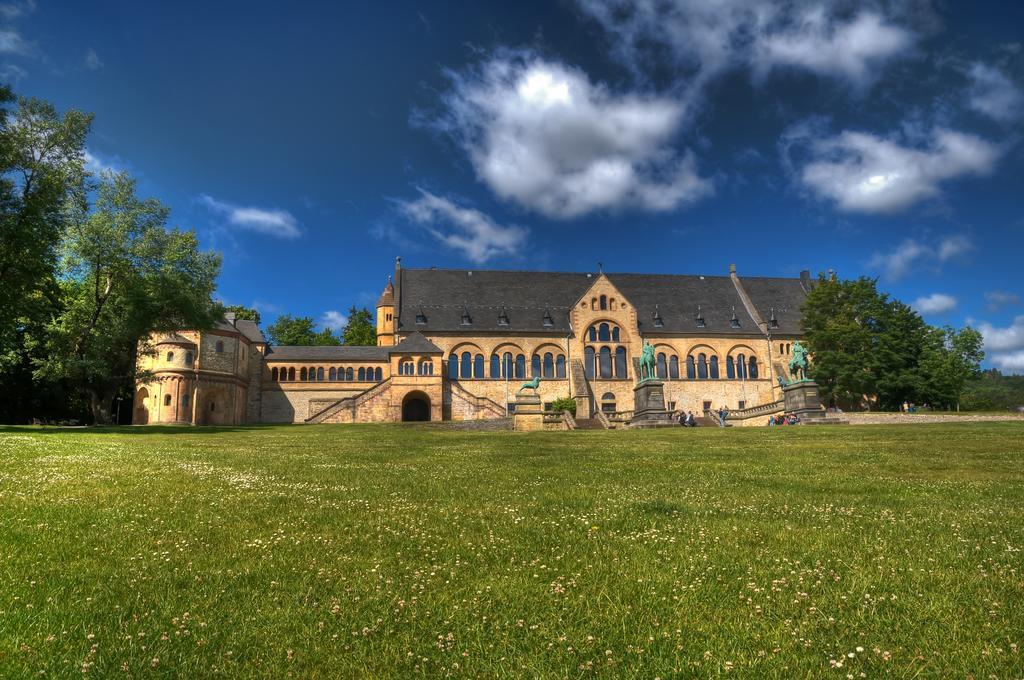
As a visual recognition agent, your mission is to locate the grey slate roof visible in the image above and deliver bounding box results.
[156,333,196,346]
[389,331,442,354]
[215,318,266,343]
[397,267,807,336]
[265,345,388,362]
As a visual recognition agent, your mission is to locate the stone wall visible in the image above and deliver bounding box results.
[261,385,366,423]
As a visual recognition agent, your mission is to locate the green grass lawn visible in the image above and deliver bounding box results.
[2,423,1022,678]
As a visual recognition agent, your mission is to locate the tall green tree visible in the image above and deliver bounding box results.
[266,314,341,346]
[342,306,376,346]
[918,326,984,410]
[36,171,221,423]
[0,90,92,421]
[224,304,260,325]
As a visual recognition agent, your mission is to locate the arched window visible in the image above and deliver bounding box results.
[300,367,307,381]
[543,352,554,378]
[329,367,336,380]
[598,323,610,342]
[612,327,620,342]
[556,355,566,378]
[503,352,513,378]
[601,392,616,414]
[345,367,353,381]
[584,346,595,379]
[164,394,172,406]
[288,367,295,381]
[166,351,174,362]
[599,346,612,378]
[615,347,627,378]
[609,298,617,310]
[599,294,607,310]
[697,353,708,380]
[726,356,735,379]
[669,355,679,380]
[418,360,432,376]
[749,356,758,379]
[656,352,667,379]
[310,366,318,381]
[591,297,597,310]
[461,351,472,379]
[515,354,526,379]
[317,367,324,381]
[490,354,500,378]
[737,353,747,379]
[588,326,597,342]
[215,340,224,353]
[779,343,785,354]
[710,356,719,379]
[474,354,484,378]
[686,355,696,379]
[375,367,383,381]
[531,354,541,378]
[185,351,193,366]
[448,354,458,378]
[271,367,279,380]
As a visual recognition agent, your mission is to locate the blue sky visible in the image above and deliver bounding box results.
[5,1,1024,370]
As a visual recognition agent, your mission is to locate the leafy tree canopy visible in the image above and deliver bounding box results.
[267,314,341,346]
[342,306,376,346]
[224,304,260,326]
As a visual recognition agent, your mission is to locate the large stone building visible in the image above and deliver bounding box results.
[134,258,811,425]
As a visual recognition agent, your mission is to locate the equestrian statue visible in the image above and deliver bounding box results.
[638,341,657,381]
[788,341,810,382]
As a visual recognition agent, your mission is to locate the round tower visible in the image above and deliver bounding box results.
[376,276,396,346]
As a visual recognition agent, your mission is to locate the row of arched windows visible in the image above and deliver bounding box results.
[587,322,621,343]
[398,360,434,376]
[648,352,759,380]
[448,351,567,380]
[584,346,628,379]
[589,294,621,311]
[165,351,194,366]
[271,366,383,382]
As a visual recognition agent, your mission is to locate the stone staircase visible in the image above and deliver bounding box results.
[573,417,606,430]
[450,381,507,419]
[305,378,393,424]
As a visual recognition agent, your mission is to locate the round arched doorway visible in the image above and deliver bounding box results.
[402,391,431,422]
[134,388,150,424]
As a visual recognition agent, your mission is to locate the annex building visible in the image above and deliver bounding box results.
[133,258,811,425]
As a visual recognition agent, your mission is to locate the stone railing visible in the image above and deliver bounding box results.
[703,400,785,426]
[542,410,577,430]
[594,410,612,429]
[305,378,393,424]
[450,381,507,419]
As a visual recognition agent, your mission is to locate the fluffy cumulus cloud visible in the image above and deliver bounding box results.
[966,62,1023,123]
[319,310,348,332]
[912,293,957,315]
[576,0,920,91]
[397,190,527,264]
[431,52,711,219]
[976,316,1024,374]
[199,194,301,239]
[83,149,121,175]
[867,234,971,280]
[785,125,999,214]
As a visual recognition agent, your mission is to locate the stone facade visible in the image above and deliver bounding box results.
[134,259,810,426]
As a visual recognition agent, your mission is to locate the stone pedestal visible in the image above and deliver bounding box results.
[630,379,676,428]
[513,392,544,431]
[783,381,827,421]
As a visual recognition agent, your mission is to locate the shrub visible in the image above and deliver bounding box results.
[549,396,577,416]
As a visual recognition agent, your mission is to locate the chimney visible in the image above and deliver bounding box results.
[225,311,236,326]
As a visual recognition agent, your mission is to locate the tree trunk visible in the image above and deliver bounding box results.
[88,387,113,425]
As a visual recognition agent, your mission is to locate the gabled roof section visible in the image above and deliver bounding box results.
[214,318,266,343]
[735,277,807,335]
[156,333,196,346]
[265,345,388,361]
[389,331,442,354]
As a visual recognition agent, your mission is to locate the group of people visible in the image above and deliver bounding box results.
[675,410,698,427]
[767,413,801,426]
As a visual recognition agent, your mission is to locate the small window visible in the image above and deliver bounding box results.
[185,351,194,366]
[166,351,174,362]
[210,402,216,412]
[460,307,472,326]
[542,309,554,327]
[599,295,607,310]
[498,308,509,326]
[215,340,224,353]
[271,367,279,380]
[163,394,171,406]
[415,308,427,324]
[182,394,190,408]
[738,400,746,410]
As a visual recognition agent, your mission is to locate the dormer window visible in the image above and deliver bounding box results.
[695,306,706,328]
[460,306,472,326]
[497,306,509,326]
[769,307,779,329]
[415,306,427,325]
[730,307,741,329]
[653,305,664,328]
[542,308,554,328]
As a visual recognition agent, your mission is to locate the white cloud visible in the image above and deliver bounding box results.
[966,62,1023,123]
[199,194,301,239]
[320,310,348,332]
[431,52,712,219]
[83,48,102,71]
[985,290,1021,312]
[788,126,999,214]
[0,27,28,55]
[977,316,1024,374]
[867,235,972,280]
[0,1,35,21]
[576,0,919,91]
[0,62,25,82]
[398,190,527,264]
[912,293,957,315]
[83,149,120,175]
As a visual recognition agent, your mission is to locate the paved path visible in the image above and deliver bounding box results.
[843,412,1024,425]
